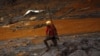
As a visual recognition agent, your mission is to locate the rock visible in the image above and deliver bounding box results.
[68,50,88,56]
[33,53,38,56]
[89,49,100,56]
[16,51,26,56]
[21,42,28,47]
[0,32,100,56]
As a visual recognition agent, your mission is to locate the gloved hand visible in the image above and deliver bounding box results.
[55,36,60,41]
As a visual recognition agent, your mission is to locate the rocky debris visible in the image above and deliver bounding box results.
[65,11,100,18]
[68,50,88,56]
[0,32,100,56]
[58,33,100,56]
[76,7,90,12]
[57,8,75,19]
[10,23,46,32]
[0,0,100,26]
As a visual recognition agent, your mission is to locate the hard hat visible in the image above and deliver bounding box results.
[46,20,51,25]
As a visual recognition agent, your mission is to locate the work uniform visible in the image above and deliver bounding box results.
[44,24,58,50]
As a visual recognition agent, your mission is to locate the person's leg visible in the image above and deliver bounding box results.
[51,37,60,50]
[44,38,51,51]
[52,38,58,47]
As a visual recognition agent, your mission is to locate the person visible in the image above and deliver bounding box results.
[44,20,59,51]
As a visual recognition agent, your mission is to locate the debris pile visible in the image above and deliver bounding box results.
[0,32,100,56]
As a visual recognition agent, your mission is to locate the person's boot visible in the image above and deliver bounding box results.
[45,47,50,52]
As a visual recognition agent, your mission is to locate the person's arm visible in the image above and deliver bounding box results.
[53,26,59,40]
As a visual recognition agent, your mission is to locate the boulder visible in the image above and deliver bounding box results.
[68,50,88,56]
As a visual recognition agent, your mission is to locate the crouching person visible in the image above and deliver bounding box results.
[44,20,59,51]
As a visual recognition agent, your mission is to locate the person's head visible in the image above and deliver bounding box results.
[45,20,52,26]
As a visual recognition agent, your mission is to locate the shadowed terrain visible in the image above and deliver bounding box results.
[0,0,100,56]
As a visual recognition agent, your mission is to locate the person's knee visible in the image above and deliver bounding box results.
[44,40,46,42]
[44,39,47,43]
[52,39,57,45]
[52,39,57,43]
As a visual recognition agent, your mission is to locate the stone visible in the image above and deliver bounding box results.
[68,50,88,56]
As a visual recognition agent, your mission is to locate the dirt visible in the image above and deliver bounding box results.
[0,18,100,40]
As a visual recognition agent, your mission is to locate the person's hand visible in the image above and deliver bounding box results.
[56,36,60,41]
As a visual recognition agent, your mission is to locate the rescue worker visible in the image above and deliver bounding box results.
[44,20,59,51]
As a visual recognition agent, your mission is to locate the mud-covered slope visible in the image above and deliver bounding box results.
[0,18,100,40]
